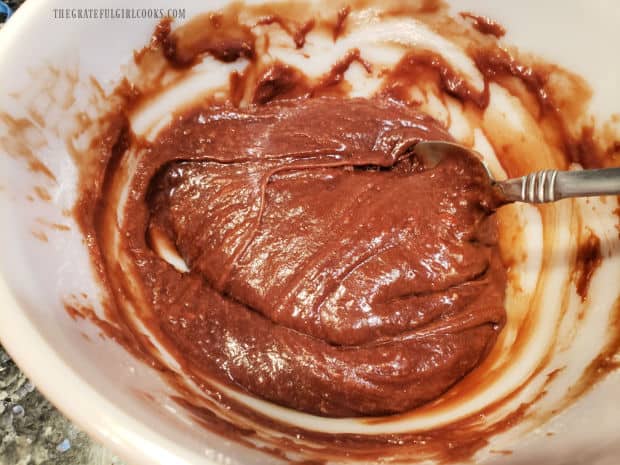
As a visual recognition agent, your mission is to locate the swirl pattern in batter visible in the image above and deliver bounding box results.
[126,97,508,417]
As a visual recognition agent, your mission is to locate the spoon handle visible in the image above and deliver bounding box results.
[498,167,620,203]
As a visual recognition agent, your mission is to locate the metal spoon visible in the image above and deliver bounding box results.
[413,141,620,204]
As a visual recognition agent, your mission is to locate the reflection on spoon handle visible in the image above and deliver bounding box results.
[498,167,620,203]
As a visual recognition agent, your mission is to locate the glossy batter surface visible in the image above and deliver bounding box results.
[139,97,506,416]
[56,0,619,459]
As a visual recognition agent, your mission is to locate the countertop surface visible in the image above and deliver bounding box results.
[1,4,125,465]
[0,346,123,465]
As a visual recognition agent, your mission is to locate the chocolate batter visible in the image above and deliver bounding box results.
[129,97,507,417]
[57,0,620,460]
[460,12,506,38]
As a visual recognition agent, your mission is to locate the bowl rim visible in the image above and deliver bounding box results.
[2,2,620,465]
[0,280,209,465]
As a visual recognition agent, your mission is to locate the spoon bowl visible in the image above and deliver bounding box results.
[413,140,620,204]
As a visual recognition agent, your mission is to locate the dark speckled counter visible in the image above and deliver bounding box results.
[0,2,125,464]
[0,346,124,465]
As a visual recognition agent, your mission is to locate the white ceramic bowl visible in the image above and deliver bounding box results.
[1,1,619,464]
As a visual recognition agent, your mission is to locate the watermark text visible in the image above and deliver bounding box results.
[52,8,186,20]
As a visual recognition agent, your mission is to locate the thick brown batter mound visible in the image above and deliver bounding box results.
[52,0,618,460]
[136,97,506,416]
